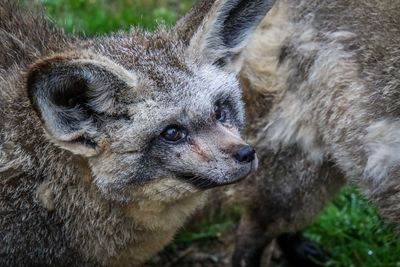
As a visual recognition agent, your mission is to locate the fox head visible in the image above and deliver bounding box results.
[27,0,274,203]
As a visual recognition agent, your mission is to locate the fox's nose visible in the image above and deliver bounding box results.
[234,145,256,163]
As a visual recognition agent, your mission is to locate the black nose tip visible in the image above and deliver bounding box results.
[234,145,256,163]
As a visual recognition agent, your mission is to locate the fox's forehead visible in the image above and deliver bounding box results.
[90,31,235,91]
[90,30,188,74]
[126,64,242,122]
[93,34,242,112]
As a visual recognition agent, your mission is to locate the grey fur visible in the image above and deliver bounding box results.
[226,0,400,266]
[0,0,274,266]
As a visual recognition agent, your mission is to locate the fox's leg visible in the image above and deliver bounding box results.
[231,147,344,267]
[232,207,273,267]
[277,232,329,267]
[233,225,328,267]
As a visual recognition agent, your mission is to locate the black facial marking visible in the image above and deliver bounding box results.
[178,173,243,190]
[215,102,227,123]
[72,136,97,149]
[278,45,290,65]
[214,57,227,68]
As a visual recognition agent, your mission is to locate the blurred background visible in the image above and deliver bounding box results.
[41,0,193,33]
[41,1,400,266]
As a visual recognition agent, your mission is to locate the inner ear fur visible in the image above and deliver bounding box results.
[27,51,136,156]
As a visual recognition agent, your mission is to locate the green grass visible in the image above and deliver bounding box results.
[305,187,400,267]
[42,1,400,266]
[174,205,241,244]
[41,0,193,34]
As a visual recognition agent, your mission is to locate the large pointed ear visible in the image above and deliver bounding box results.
[188,0,275,72]
[173,0,215,45]
[27,52,136,156]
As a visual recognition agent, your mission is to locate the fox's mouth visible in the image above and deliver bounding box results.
[178,174,245,189]
[178,159,258,190]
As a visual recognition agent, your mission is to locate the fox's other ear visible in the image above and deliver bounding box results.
[27,52,135,156]
[173,0,215,45]
[189,0,275,71]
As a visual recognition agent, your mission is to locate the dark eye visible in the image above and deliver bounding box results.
[214,103,227,123]
[160,125,187,143]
